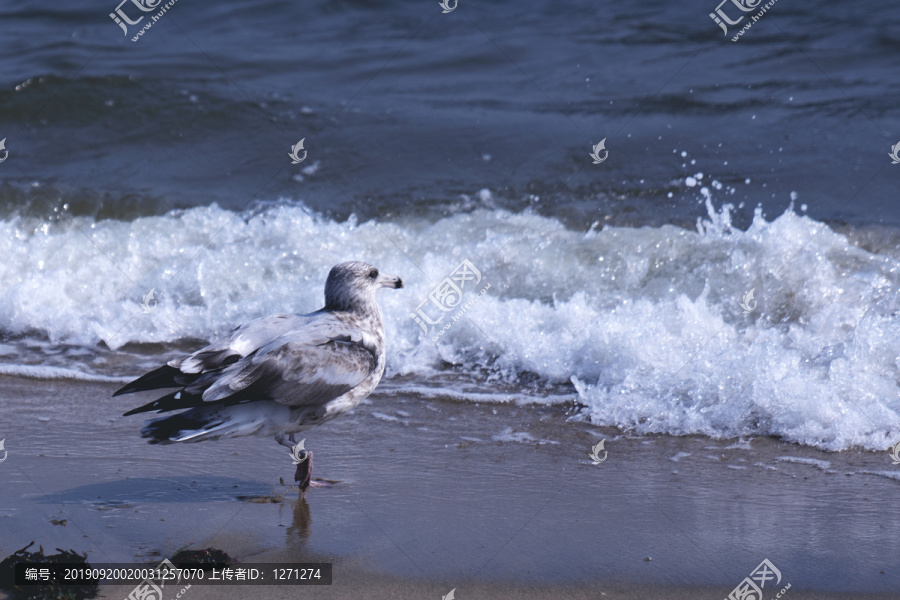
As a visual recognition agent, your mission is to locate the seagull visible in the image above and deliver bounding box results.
[115,261,402,492]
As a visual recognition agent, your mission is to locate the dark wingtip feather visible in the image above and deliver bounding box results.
[123,390,204,416]
[114,365,189,396]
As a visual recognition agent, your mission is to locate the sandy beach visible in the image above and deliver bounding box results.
[1,374,897,599]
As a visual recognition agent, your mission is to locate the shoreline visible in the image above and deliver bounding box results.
[0,374,898,597]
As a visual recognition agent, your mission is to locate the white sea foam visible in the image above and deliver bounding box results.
[370,411,403,423]
[492,427,558,445]
[753,462,778,471]
[775,456,832,471]
[1,200,898,451]
[861,470,900,482]
[724,439,754,451]
[0,364,131,383]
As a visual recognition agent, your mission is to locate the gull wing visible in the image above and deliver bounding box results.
[201,332,377,408]
[121,312,378,414]
[114,314,310,396]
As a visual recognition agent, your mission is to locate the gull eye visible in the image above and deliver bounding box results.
[369,269,378,279]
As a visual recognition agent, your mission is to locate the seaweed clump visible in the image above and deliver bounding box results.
[0,541,97,600]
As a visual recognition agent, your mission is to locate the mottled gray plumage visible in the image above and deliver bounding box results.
[116,262,402,452]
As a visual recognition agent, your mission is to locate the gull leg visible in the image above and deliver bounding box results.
[277,433,331,493]
[278,432,312,493]
[295,450,313,493]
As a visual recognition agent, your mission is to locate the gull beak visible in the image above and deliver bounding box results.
[379,273,403,289]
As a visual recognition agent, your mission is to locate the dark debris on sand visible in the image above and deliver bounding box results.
[0,541,97,600]
[170,548,235,569]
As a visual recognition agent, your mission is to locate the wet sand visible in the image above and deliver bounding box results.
[0,374,898,598]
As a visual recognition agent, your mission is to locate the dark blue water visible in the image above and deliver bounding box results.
[1,0,898,230]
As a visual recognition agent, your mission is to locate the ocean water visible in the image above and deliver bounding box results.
[1,0,899,452]
[1,199,898,452]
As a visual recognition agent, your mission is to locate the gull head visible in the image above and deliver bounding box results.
[325,261,403,312]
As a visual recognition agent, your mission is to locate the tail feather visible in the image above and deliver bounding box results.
[140,403,289,444]
[141,412,212,445]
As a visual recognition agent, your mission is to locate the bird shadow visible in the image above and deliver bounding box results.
[34,476,272,506]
